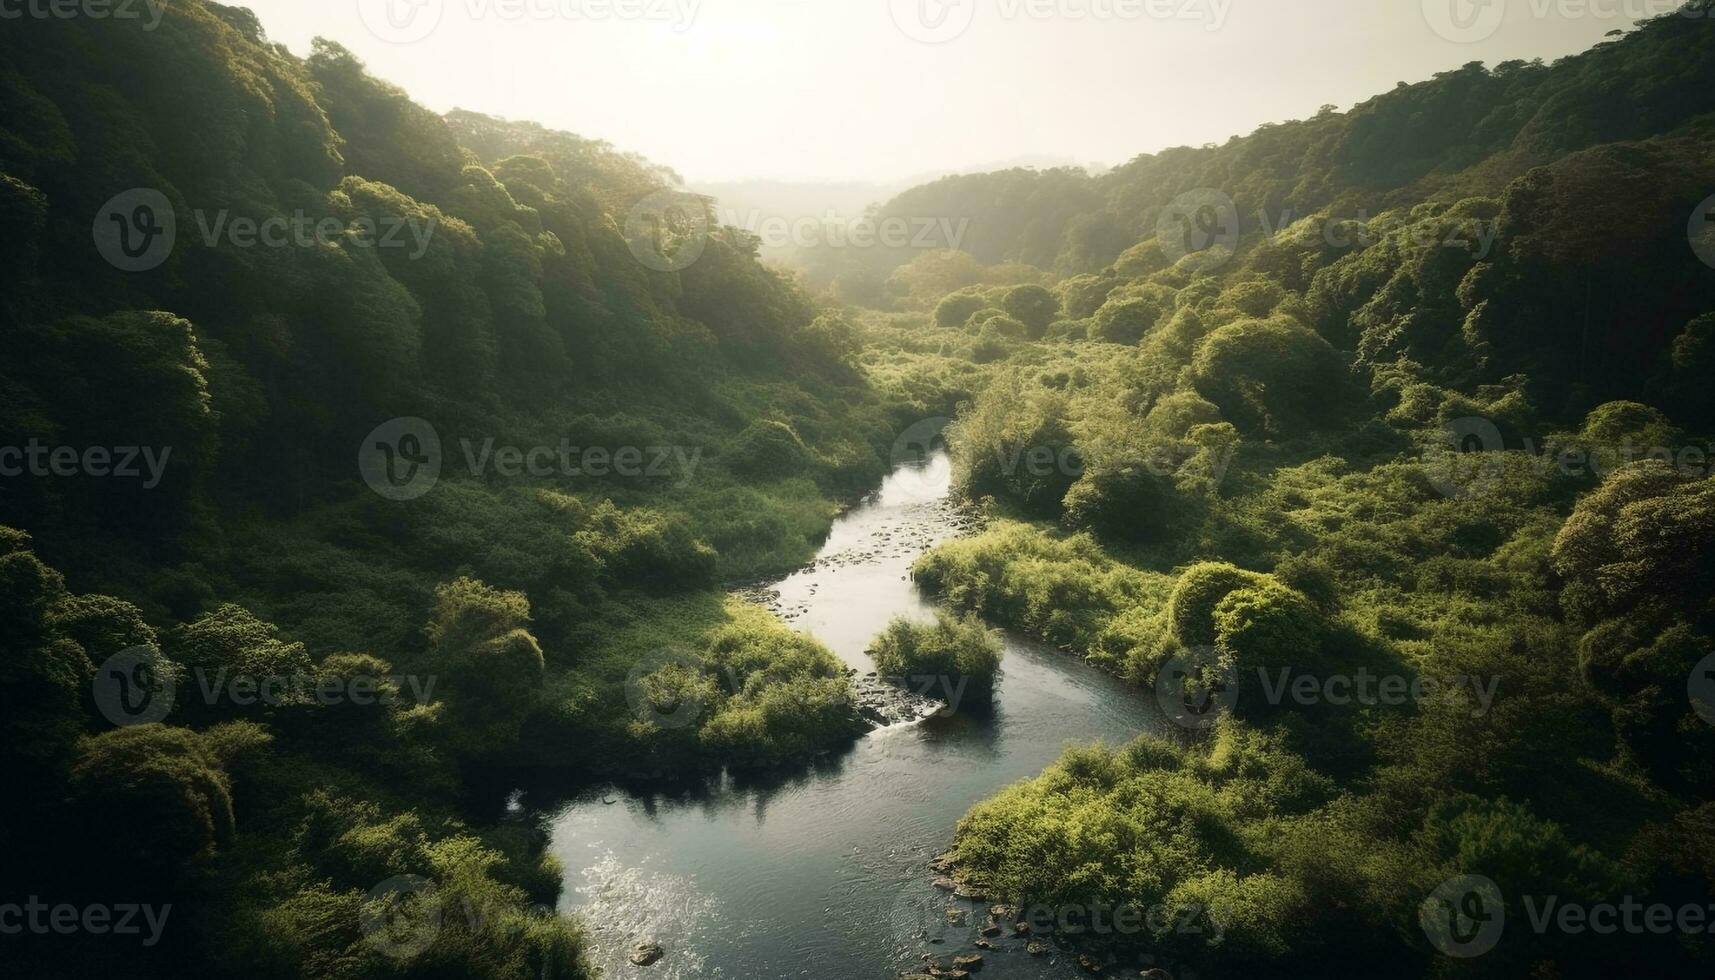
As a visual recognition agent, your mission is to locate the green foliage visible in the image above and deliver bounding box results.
[0,311,216,538]
[557,599,864,773]
[48,592,157,658]
[914,521,1169,661]
[698,608,865,767]
[1188,316,1345,436]
[173,603,313,679]
[949,721,1393,973]
[1000,283,1060,338]
[885,249,988,308]
[867,612,1002,697]
[911,359,1711,971]
[948,374,1080,516]
[934,290,990,329]
[1061,462,1185,542]
[729,419,812,478]
[8,5,1715,977]
[979,314,1028,340]
[1552,463,1715,790]
[0,540,94,807]
[1166,562,1273,649]
[1092,294,1166,345]
[1057,274,1121,319]
[425,577,545,758]
[67,724,237,885]
[798,311,861,370]
[570,497,720,590]
[1668,313,1715,420]
[962,307,1008,332]
[1217,280,1286,318]
[240,790,591,979]
[1044,318,1090,342]
[1551,462,1714,626]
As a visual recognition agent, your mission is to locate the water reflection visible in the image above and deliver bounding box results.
[536,452,1167,979]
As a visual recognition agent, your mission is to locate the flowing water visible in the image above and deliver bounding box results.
[538,452,1169,979]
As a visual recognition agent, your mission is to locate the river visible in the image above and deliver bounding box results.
[538,451,1169,979]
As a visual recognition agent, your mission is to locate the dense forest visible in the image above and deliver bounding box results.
[2,1,1714,978]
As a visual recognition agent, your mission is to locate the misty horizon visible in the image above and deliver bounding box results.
[234,0,1657,184]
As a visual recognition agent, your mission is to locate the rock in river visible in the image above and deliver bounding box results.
[628,941,664,966]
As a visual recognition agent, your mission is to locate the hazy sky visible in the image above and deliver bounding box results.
[236,0,1680,183]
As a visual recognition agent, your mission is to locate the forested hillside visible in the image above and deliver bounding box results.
[0,4,958,976]
[833,5,1715,977]
[818,8,1715,420]
[4,1,1715,978]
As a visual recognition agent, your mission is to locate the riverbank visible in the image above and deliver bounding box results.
[532,452,1168,979]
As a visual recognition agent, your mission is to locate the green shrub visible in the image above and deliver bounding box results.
[948,721,1392,973]
[867,612,1002,699]
[948,375,1080,515]
[1057,273,1120,318]
[962,307,1008,333]
[67,724,237,885]
[1166,562,1273,648]
[1092,296,1164,344]
[934,290,989,328]
[1000,283,1060,337]
[1188,316,1345,436]
[426,577,545,757]
[1044,318,1089,341]
[728,419,811,478]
